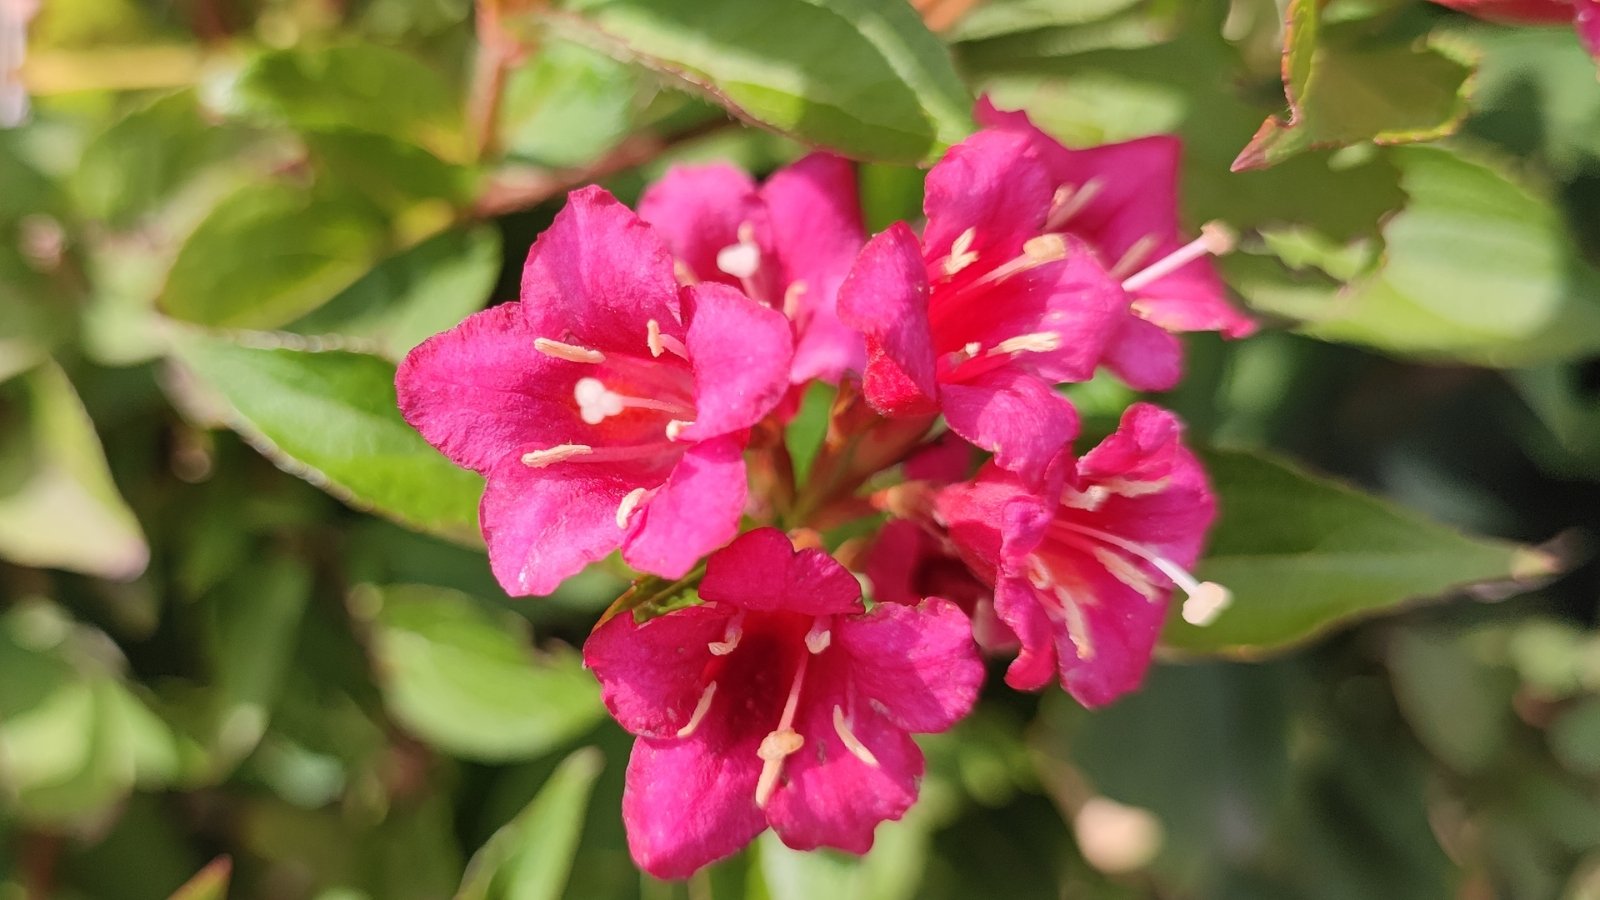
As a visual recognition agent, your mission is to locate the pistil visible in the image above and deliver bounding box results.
[755,651,810,808]
[1120,222,1235,293]
[1052,520,1231,627]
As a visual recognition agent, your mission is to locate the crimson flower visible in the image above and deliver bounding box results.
[935,403,1226,707]
[975,99,1257,390]
[396,187,792,595]
[639,154,868,385]
[583,528,984,878]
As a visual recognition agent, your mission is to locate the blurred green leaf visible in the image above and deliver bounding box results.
[456,747,604,900]
[170,333,484,542]
[1233,0,1472,170]
[548,0,973,164]
[286,226,501,359]
[1161,447,1556,654]
[947,0,1144,42]
[756,808,935,900]
[786,381,837,485]
[168,857,232,900]
[159,182,387,330]
[500,40,646,168]
[1387,628,1518,775]
[0,362,148,580]
[1270,147,1600,366]
[302,129,478,211]
[73,91,235,225]
[355,584,604,761]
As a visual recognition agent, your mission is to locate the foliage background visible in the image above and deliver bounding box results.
[2,0,1600,897]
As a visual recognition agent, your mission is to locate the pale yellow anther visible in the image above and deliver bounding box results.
[673,259,700,286]
[708,611,744,656]
[805,619,832,655]
[665,419,694,441]
[646,319,689,360]
[575,377,625,425]
[943,226,980,276]
[616,487,650,529]
[534,337,605,364]
[520,444,594,467]
[1023,233,1068,262]
[1181,582,1232,626]
[1056,587,1096,661]
[783,280,808,320]
[1092,547,1161,601]
[1045,178,1104,231]
[833,706,880,767]
[676,682,718,738]
[1107,234,1160,281]
[993,331,1063,355]
[755,728,805,808]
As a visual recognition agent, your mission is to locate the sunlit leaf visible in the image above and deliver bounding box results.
[456,748,604,900]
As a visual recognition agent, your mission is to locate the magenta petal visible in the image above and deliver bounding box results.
[1051,565,1167,708]
[837,223,940,417]
[1577,0,1600,58]
[520,186,683,351]
[922,129,1053,263]
[623,437,747,580]
[1103,314,1183,392]
[623,723,766,880]
[763,664,922,853]
[993,576,1058,692]
[699,527,863,616]
[638,164,767,287]
[680,282,793,441]
[584,606,729,739]
[480,453,632,596]
[941,370,1077,485]
[836,599,984,733]
[396,303,577,474]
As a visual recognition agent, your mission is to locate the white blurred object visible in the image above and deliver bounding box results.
[1074,795,1166,874]
[1,0,39,127]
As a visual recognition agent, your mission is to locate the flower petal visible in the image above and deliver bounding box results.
[679,282,794,441]
[836,598,984,733]
[699,527,863,616]
[837,223,940,417]
[638,163,768,288]
[941,369,1077,485]
[1102,314,1183,392]
[584,605,730,739]
[396,302,578,474]
[992,575,1059,692]
[1577,0,1600,58]
[623,724,767,879]
[922,129,1053,264]
[520,185,684,352]
[480,452,636,596]
[623,436,748,580]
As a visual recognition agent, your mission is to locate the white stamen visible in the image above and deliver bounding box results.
[1055,586,1096,661]
[1107,234,1160,281]
[534,337,605,364]
[782,280,808,320]
[676,682,718,738]
[665,419,694,441]
[616,487,651,529]
[755,652,810,808]
[943,227,979,276]
[805,618,832,655]
[993,331,1063,356]
[1121,222,1235,293]
[1091,547,1161,601]
[708,610,744,655]
[1100,476,1171,498]
[833,706,879,767]
[646,319,689,360]
[1045,178,1104,231]
[1057,521,1231,626]
[575,377,625,424]
[1181,582,1232,626]
[521,444,593,467]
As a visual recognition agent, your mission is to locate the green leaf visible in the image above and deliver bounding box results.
[169,332,484,543]
[1387,628,1518,775]
[286,226,501,359]
[0,362,148,580]
[302,129,477,211]
[73,91,237,225]
[1233,0,1473,170]
[159,182,387,330]
[500,40,645,168]
[756,808,935,900]
[167,857,232,900]
[1160,447,1556,655]
[785,381,837,485]
[1276,146,1600,366]
[456,748,604,900]
[356,584,604,761]
[547,0,973,164]
[946,0,1143,42]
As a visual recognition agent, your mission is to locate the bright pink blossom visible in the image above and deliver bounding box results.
[865,520,1018,655]
[1429,0,1600,57]
[396,186,793,596]
[976,100,1257,390]
[584,528,984,878]
[935,403,1225,707]
[837,129,1132,483]
[639,154,868,384]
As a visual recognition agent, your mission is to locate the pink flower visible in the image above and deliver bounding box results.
[583,528,984,878]
[865,520,1018,655]
[976,99,1257,391]
[935,403,1226,707]
[837,129,1133,483]
[1429,0,1599,57]
[639,154,868,384]
[396,187,793,596]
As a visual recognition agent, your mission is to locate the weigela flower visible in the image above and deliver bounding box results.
[396,186,793,596]
[837,128,1133,483]
[583,527,984,878]
[935,403,1226,707]
[1428,0,1599,57]
[976,100,1257,391]
[639,154,868,385]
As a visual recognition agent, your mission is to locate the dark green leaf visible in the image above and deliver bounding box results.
[456,748,604,900]
[169,332,483,542]
[547,0,973,164]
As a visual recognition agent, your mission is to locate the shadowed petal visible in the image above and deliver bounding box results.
[584,605,730,739]
[480,452,636,596]
[680,282,794,441]
[941,370,1077,485]
[836,599,984,733]
[638,164,767,287]
[837,223,940,416]
[623,436,748,580]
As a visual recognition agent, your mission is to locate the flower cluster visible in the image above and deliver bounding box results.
[396,102,1252,878]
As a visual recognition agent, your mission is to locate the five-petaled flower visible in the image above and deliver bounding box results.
[396,186,793,596]
[936,403,1226,707]
[584,528,985,879]
[640,153,868,385]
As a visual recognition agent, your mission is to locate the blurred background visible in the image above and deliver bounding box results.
[4,0,1600,897]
